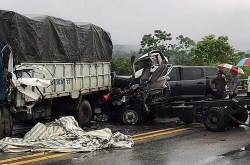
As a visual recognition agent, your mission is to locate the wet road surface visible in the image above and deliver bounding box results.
[33,125,250,165]
[0,118,181,162]
[1,118,250,165]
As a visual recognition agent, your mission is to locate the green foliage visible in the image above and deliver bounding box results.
[112,31,249,77]
[139,30,173,59]
[139,30,195,65]
[231,51,248,66]
[239,66,250,79]
[173,35,196,65]
[189,35,243,66]
[112,51,131,58]
[111,58,131,75]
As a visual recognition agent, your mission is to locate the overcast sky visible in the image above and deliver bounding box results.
[0,0,250,50]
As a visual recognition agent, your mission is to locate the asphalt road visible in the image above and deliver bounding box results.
[36,125,250,165]
[2,120,250,165]
[0,118,181,162]
[1,94,249,165]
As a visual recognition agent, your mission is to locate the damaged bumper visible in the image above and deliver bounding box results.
[3,45,52,114]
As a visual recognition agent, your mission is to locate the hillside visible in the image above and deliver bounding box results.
[113,44,140,58]
[113,44,140,52]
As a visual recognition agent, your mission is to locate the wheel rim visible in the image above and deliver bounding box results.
[206,113,221,128]
[123,110,138,124]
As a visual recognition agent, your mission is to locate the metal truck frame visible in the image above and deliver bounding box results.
[165,96,250,132]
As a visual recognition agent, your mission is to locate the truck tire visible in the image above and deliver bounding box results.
[203,107,228,132]
[0,107,13,139]
[76,100,92,128]
[205,94,215,101]
[229,109,248,127]
[179,116,194,125]
[119,106,142,125]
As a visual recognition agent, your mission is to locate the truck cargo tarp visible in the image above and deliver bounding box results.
[0,116,133,153]
[0,10,113,63]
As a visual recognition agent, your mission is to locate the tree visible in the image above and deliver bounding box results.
[231,51,248,65]
[111,58,131,75]
[139,30,195,65]
[173,35,196,65]
[190,35,237,66]
[139,30,173,59]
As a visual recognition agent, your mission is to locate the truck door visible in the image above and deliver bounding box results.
[181,67,206,100]
[168,67,181,100]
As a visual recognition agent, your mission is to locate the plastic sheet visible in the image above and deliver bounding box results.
[0,10,113,63]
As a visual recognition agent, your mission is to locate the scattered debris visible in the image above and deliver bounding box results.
[0,116,134,153]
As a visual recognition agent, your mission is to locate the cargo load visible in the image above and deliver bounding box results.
[0,10,113,63]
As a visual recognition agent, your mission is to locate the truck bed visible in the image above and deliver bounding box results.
[18,62,111,103]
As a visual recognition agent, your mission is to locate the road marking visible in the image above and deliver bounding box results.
[7,153,69,165]
[0,124,204,165]
[132,124,203,139]
[0,152,48,164]
[132,127,183,138]
[133,124,203,141]
[133,128,187,141]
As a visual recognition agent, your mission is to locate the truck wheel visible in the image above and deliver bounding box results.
[76,100,92,128]
[0,107,13,139]
[205,94,214,101]
[179,116,194,125]
[229,109,248,127]
[203,107,228,132]
[119,106,142,125]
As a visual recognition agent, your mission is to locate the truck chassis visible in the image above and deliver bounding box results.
[166,96,250,132]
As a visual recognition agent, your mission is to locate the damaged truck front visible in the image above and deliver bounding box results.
[0,10,113,138]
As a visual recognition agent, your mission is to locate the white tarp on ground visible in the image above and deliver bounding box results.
[0,116,134,153]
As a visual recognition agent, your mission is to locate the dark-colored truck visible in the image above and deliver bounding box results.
[106,52,250,131]
[113,65,219,101]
